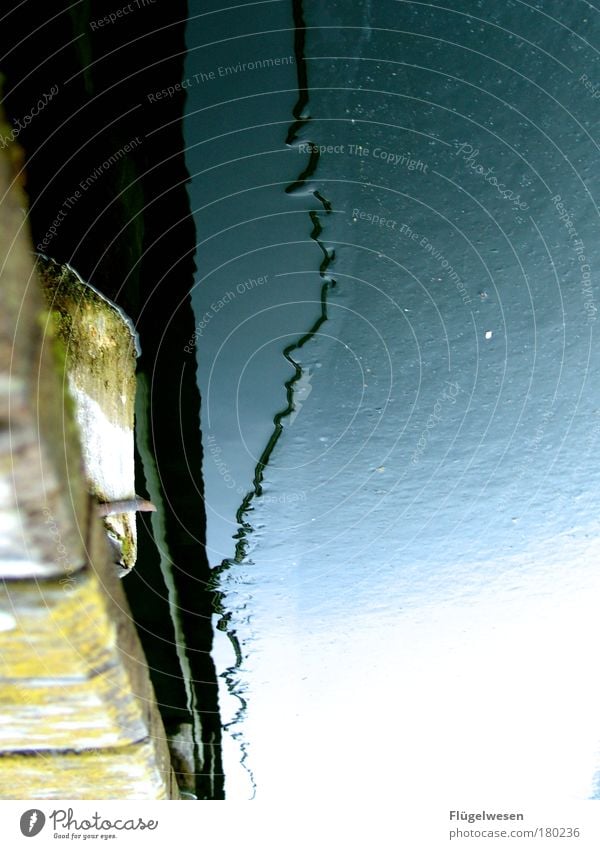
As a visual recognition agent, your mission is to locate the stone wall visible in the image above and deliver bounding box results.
[0,110,179,799]
[0,1,224,797]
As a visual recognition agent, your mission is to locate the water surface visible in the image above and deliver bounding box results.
[185,0,600,801]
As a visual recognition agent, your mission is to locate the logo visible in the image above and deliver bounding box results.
[20,810,46,837]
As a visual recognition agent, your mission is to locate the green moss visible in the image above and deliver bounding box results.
[120,533,134,565]
[104,522,136,570]
[36,256,137,430]
[36,307,79,436]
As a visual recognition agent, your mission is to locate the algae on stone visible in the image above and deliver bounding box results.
[37,255,139,574]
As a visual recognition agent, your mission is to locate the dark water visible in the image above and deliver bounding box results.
[185,0,600,800]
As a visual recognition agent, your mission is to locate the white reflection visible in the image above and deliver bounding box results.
[220,535,600,802]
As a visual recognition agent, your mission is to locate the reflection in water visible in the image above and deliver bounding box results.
[208,0,338,796]
[186,0,600,800]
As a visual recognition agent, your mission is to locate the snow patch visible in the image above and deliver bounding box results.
[68,382,134,501]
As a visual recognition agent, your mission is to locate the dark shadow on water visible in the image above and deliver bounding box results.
[209,0,338,797]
